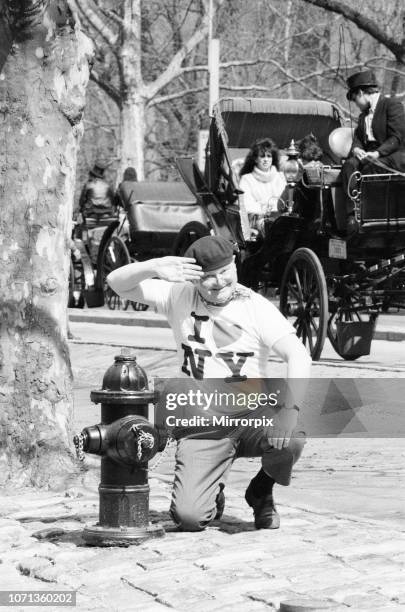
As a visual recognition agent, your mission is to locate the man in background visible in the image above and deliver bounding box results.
[78,159,116,222]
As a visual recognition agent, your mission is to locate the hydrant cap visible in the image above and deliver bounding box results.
[91,350,157,404]
[102,353,149,392]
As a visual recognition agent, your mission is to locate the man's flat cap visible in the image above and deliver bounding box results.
[185,236,234,272]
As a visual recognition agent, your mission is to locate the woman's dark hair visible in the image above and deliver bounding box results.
[239,138,281,176]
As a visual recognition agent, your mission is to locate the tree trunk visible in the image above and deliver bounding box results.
[119,94,146,180]
[0,0,93,488]
[118,0,145,180]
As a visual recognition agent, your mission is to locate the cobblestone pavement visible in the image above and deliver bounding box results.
[0,459,404,612]
[0,339,404,611]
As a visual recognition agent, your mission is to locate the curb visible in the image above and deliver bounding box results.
[69,310,170,328]
[69,310,405,341]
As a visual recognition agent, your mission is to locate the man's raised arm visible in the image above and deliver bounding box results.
[107,256,203,301]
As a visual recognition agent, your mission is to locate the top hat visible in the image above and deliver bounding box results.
[346,69,378,100]
[89,159,108,179]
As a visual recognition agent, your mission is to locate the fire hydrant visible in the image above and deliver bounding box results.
[74,348,166,545]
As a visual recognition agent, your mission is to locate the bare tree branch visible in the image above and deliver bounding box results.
[145,0,225,100]
[148,86,208,107]
[300,0,405,62]
[95,4,125,28]
[73,0,117,49]
[90,70,121,107]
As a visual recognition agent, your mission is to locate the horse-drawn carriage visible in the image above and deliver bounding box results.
[172,97,405,361]
[68,180,206,310]
[79,96,405,362]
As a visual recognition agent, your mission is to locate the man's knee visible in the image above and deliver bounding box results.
[170,503,214,532]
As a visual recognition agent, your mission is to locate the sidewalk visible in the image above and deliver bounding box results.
[69,306,405,342]
[1,437,404,612]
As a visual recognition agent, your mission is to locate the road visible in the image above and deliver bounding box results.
[70,319,405,377]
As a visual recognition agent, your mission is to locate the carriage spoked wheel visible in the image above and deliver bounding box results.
[99,235,131,310]
[172,221,210,256]
[122,298,149,312]
[280,248,328,361]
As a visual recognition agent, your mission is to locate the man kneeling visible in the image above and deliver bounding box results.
[107,236,312,531]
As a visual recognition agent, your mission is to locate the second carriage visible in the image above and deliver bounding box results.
[97,180,210,310]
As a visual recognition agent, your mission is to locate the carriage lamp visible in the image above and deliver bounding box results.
[283,140,301,214]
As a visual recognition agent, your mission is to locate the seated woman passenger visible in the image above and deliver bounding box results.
[239,138,287,232]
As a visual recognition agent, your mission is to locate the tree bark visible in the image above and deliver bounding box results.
[0,0,93,488]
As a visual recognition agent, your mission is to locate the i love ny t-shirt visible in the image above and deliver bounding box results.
[126,280,295,380]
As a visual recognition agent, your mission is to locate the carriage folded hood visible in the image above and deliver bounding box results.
[213,97,343,164]
[119,181,196,206]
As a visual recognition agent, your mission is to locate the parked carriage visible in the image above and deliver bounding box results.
[96,181,208,309]
[173,97,405,361]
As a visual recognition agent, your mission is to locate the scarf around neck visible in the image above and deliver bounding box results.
[252,166,278,183]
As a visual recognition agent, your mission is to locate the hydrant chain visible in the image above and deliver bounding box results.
[131,424,155,462]
[73,432,86,462]
[148,436,175,473]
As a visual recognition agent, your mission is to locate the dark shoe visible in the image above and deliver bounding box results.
[245,480,280,529]
[214,483,225,520]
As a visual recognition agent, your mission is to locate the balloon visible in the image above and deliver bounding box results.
[328,127,354,159]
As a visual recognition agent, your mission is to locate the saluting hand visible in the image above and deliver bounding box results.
[156,257,203,283]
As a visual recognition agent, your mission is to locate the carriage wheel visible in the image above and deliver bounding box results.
[327,293,371,361]
[172,221,210,256]
[280,248,328,361]
[122,298,149,311]
[99,235,131,310]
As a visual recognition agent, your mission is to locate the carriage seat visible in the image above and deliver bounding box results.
[84,214,118,229]
[358,174,405,229]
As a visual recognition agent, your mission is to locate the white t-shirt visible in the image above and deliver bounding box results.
[126,281,295,380]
